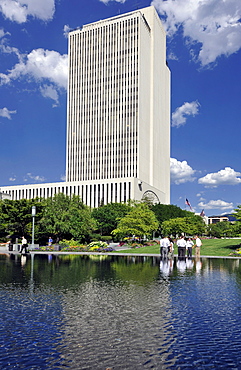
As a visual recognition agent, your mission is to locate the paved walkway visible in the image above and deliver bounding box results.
[1,246,241,259]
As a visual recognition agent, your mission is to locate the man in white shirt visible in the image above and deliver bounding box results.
[19,236,28,254]
[177,235,186,259]
[194,235,202,258]
[160,236,170,259]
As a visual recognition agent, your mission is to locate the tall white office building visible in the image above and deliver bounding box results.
[66,5,170,205]
[0,6,170,206]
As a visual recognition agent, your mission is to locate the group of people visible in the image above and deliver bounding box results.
[160,235,202,259]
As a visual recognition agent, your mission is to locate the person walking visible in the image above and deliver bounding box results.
[186,237,194,259]
[177,235,186,259]
[19,236,28,254]
[194,235,202,258]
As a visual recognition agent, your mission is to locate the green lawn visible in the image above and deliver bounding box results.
[116,238,241,257]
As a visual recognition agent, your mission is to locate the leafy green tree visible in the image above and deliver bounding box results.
[92,202,131,235]
[152,203,191,227]
[0,198,43,240]
[112,202,158,239]
[207,221,234,238]
[39,193,96,243]
[162,215,206,237]
[232,221,241,237]
[233,205,241,221]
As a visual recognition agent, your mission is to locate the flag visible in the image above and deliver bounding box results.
[200,209,205,217]
[185,198,193,210]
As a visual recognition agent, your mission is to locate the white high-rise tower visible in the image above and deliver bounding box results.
[1,6,170,206]
[66,5,170,205]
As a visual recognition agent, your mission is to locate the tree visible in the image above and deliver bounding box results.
[92,202,131,235]
[207,221,233,238]
[162,215,206,237]
[112,202,159,239]
[0,198,43,240]
[152,204,191,230]
[233,205,241,221]
[39,193,96,243]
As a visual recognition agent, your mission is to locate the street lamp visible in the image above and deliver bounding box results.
[31,206,36,249]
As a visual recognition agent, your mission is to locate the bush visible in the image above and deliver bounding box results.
[59,239,79,247]
[88,241,108,249]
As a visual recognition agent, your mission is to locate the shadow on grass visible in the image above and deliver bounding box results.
[224,244,241,251]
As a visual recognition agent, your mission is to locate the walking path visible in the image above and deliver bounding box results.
[1,245,240,259]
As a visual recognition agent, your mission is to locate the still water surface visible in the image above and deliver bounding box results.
[0,254,241,369]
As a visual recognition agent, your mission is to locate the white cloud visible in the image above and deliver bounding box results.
[0,107,16,119]
[1,48,68,88]
[9,176,16,182]
[152,0,241,65]
[26,173,46,182]
[99,0,126,4]
[40,84,59,106]
[198,199,233,211]
[63,24,71,38]
[0,0,55,23]
[0,47,68,101]
[0,28,10,39]
[168,51,178,61]
[198,167,241,187]
[170,158,196,184]
[172,101,200,127]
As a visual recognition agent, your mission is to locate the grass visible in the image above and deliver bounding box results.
[115,238,241,257]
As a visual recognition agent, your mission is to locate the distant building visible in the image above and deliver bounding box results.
[0,6,170,207]
[0,191,11,200]
[208,215,236,224]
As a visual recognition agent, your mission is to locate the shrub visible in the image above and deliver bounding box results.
[88,241,108,249]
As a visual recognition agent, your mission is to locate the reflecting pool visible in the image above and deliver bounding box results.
[1,254,241,369]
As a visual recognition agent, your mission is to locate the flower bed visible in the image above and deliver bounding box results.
[35,240,114,253]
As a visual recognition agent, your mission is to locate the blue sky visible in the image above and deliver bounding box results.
[0,0,241,216]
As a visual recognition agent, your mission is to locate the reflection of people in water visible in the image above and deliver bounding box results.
[177,257,186,272]
[195,258,202,273]
[186,257,194,269]
[160,259,173,276]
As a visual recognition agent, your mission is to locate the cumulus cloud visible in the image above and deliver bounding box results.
[152,0,241,65]
[0,48,68,88]
[0,47,68,102]
[0,0,55,23]
[198,167,241,187]
[170,158,196,184]
[0,107,16,119]
[172,101,200,127]
[198,199,233,211]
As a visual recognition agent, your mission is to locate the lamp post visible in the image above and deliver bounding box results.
[31,206,36,249]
